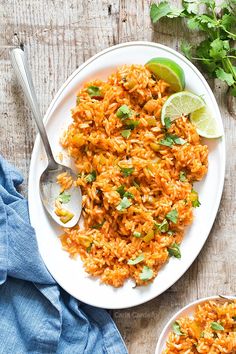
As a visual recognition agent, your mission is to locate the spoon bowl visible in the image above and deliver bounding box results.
[40,165,82,228]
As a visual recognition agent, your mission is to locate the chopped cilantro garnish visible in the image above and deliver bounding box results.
[168,242,181,259]
[179,171,187,182]
[172,321,184,336]
[87,86,101,98]
[116,197,132,211]
[192,199,201,208]
[139,266,153,281]
[211,322,224,331]
[119,166,134,177]
[116,186,134,199]
[133,231,142,238]
[164,117,171,130]
[85,171,96,183]
[159,135,173,147]
[160,134,186,148]
[86,242,93,253]
[91,221,105,229]
[123,191,134,199]
[57,191,71,204]
[190,189,201,208]
[125,119,140,130]
[232,317,236,321]
[121,129,131,138]
[174,136,186,145]
[166,209,178,224]
[116,105,132,120]
[116,185,125,197]
[155,219,169,233]
[128,254,145,265]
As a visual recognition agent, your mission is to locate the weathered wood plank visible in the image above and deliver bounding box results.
[1,1,235,353]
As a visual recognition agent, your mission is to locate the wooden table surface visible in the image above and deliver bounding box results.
[1,1,236,353]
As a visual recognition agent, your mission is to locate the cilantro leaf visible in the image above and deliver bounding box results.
[187,17,201,30]
[221,13,236,32]
[86,242,93,253]
[166,209,178,224]
[139,266,154,281]
[179,171,187,182]
[128,254,145,265]
[155,219,169,233]
[116,185,125,197]
[180,40,193,60]
[211,322,224,331]
[121,129,131,138]
[164,117,171,129]
[116,105,132,120]
[57,191,71,204]
[168,242,181,259]
[172,321,184,336]
[192,199,201,207]
[209,38,229,60]
[160,134,186,147]
[150,2,172,23]
[133,231,142,238]
[160,135,174,147]
[216,68,234,86]
[183,1,199,15]
[85,171,96,183]
[87,86,101,98]
[116,196,132,211]
[125,119,140,130]
[190,189,201,207]
[123,191,134,199]
[119,166,134,177]
[91,221,105,229]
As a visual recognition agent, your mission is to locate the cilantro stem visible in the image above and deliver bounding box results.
[191,57,213,62]
[220,26,236,40]
[228,56,236,60]
[224,57,236,82]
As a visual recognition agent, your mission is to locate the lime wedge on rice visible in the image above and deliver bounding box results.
[161,91,205,126]
[190,106,222,138]
[145,57,185,92]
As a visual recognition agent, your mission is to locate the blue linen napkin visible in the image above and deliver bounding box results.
[0,156,128,354]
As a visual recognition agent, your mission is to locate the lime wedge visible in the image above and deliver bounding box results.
[145,57,185,92]
[190,106,222,138]
[161,91,205,126]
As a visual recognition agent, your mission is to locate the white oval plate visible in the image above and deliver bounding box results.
[28,41,225,309]
[155,295,228,353]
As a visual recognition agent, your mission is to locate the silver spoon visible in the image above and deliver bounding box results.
[10,48,82,227]
[218,294,236,301]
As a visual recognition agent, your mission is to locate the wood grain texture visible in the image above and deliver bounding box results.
[1,1,235,353]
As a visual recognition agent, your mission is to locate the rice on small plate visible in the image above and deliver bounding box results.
[155,296,236,354]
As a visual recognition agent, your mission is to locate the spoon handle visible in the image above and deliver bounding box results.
[10,48,57,169]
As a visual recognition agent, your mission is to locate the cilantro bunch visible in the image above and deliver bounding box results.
[150,0,236,98]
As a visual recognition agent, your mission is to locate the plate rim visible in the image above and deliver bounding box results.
[28,41,226,309]
[155,295,226,353]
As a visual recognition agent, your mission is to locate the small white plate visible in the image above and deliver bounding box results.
[155,295,228,353]
[28,41,225,309]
